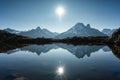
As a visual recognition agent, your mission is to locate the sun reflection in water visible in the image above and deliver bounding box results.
[56,66,64,75]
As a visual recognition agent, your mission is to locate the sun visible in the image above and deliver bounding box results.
[55,6,65,18]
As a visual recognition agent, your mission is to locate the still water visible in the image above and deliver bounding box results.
[0,44,120,80]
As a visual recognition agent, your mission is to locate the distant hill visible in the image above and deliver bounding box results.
[4,28,20,34]
[0,30,19,41]
[0,29,30,43]
[102,28,116,36]
[56,23,106,38]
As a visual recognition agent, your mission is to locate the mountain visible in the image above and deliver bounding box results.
[102,28,116,36]
[18,27,59,38]
[56,23,106,38]
[4,28,20,34]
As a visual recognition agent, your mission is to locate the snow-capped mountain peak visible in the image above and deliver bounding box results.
[56,23,106,38]
[86,24,91,28]
[36,26,41,30]
[73,23,85,29]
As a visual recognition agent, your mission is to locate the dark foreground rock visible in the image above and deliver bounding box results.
[108,28,120,45]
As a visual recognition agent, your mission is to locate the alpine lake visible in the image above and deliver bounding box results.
[0,43,120,80]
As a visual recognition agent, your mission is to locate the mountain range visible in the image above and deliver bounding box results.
[102,28,116,36]
[4,27,58,38]
[4,23,107,38]
[4,44,104,59]
[19,27,59,38]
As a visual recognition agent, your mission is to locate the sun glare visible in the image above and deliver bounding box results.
[55,6,65,18]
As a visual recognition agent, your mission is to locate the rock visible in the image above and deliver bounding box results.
[108,27,120,44]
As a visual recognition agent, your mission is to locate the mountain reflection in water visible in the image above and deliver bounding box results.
[0,44,120,80]
[1,44,104,58]
[0,44,120,59]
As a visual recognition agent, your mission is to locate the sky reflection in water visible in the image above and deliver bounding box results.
[0,44,120,80]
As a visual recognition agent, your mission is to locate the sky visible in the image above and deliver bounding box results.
[0,0,120,33]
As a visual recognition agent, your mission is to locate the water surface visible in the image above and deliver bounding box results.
[0,44,120,80]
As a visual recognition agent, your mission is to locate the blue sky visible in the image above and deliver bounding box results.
[0,0,120,32]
